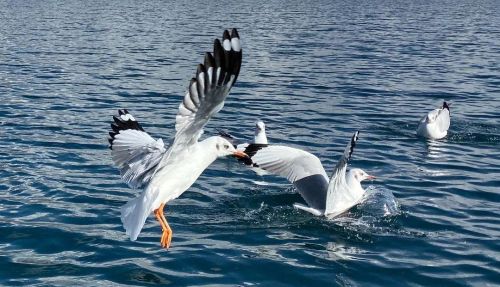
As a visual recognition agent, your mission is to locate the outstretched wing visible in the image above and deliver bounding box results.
[108,109,167,189]
[250,145,329,210]
[249,145,328,183]
[324,131,360,217]
[173,28,242,150]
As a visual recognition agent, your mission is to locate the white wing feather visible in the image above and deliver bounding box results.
[250,145,328,183]
[173,29,242,150]
[436,107,450,133]
[109,110,167,189]
[115,29,243,241]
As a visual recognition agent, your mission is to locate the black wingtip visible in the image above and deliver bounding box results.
[217,129,234,139]
[196,64,206,76]
[443,101,450,111]
[223,30,230,41]
[204,52,215,69]
[213,38,223,54]
[241,144,268,162]
[186,29,242,96]
[108,109,145,149]
[113,115,122,125]
[348,131,360,161]
[213,38,224,73]
[231,28,239,39]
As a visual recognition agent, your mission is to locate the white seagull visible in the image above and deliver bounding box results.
[252,121,268,145]
[108,29,247,248]
[218,120,268,152]
[220,125,374,217]
[416,101,450,140]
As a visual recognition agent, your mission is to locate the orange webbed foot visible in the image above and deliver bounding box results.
[154,203,173,249]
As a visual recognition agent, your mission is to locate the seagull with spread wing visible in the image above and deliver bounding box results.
[221,125,373,217]
[108,29,247,248]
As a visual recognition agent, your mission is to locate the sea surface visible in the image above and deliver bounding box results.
[1,0,499,286]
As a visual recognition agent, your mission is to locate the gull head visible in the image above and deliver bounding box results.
[255,120,266,132]
[214,137,248,159]
[348,168,375,183]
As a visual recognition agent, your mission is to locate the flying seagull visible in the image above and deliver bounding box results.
[108,28,247,248]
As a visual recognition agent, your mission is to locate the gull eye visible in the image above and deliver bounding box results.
[224,144,229,149]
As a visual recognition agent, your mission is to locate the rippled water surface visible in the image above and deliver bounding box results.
[1,0,499,286]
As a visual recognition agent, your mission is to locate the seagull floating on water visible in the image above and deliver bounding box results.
[220,124,373,217]
[416,101,450,140]
[108,29,247,248]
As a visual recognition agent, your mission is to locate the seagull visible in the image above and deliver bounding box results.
[218,120,268,165]
[416,101,450,140]
[220,125,373,217]
[218,120,267,145]
[108,29,247,248]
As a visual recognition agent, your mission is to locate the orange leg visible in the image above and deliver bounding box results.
[153,203,173,249]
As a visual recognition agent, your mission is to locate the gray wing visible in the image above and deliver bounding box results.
[250,145,328,182]
[173,28,242,150]
[324,131,360,216]
[250,145,329,209]
[108,110,167,189]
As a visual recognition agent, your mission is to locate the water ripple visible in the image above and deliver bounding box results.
[1,0,499,286]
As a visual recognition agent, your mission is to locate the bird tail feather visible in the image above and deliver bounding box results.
[120,190,157,241]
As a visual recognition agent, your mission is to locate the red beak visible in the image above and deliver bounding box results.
[366,175,376,180]
[232,150,249,159]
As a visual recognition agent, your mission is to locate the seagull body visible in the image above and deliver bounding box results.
[416,102,450,140]
[220,125,373,217]
[108,29,245,248]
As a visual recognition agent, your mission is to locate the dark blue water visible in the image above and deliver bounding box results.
[1,0,499,286]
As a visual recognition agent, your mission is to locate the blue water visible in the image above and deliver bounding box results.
[1,0,499,286]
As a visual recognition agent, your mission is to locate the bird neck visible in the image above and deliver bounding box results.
[346,172,365,200]
[254,131,268,144]
[197,137,221,163]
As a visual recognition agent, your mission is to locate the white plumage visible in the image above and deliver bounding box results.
[251,145,328,183]
[252,131,368,217]
[108,29,244,247]
[220,122,372,218]
[416,102,451,140]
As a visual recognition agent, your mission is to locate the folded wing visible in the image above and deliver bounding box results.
[108,109,167,189]
[324,131,360,217]
[436,102,450,133]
